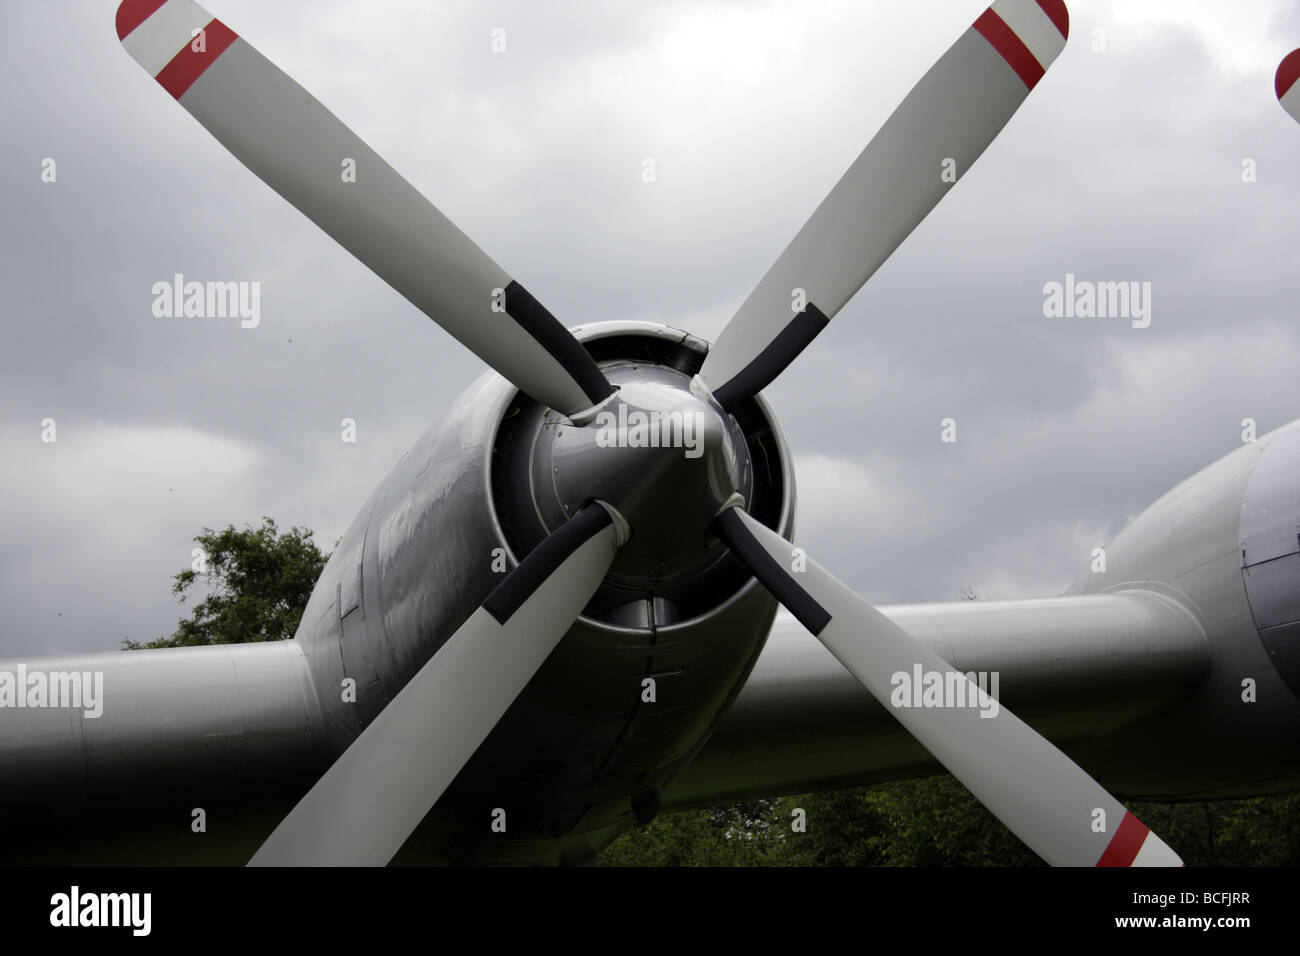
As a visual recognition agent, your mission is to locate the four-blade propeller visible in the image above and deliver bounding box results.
[119,0,1188,866]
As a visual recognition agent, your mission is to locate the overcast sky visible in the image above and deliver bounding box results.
[2,0,1298,658]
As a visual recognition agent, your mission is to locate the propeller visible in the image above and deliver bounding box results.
[1279,48,1300,125]
[698,0,1070,410]
[249,503,628,866]
[115,0,614,421]
[712,505,1182,867]
[120,0,1183,867]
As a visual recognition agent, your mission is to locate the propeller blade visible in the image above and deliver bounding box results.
[1279,49,1300,124]
[248,502,627,866]
[699,0,1069,410]
[712,505,1182,867]
[115,0,614,420]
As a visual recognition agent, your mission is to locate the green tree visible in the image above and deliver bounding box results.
[1128,794,1300,866]
[123,517,330,650]
[777,777,1043,866]
[601,799,800,866]
[603,779,1300,866]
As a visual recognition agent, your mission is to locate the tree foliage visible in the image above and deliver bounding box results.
[601,777,1300,866]
[123,517,329,650]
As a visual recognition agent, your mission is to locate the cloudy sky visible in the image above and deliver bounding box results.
[2,0,1298,659]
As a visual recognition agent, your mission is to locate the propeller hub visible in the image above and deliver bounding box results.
[529,364,752,590]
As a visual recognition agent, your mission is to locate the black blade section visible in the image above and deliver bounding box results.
[712,507,831,635]
[504,281,615,409]
[710,304,829,411]
[483,503,614,624]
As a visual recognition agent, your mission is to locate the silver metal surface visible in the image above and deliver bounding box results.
[671,423,1300,810]
[1239,423,1300,697]
[8,1,1299,865]
[276,321,795,863]
[666,590,1209,808]
[1,320,799,864]
[0,641,327,816]
[528,363,753,590]
[251,509,625,866]
[1068,420,1300,795]
[718,508,1183,866]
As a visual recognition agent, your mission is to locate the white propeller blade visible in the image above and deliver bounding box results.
[249,503,626,866]
[713,506,1182,867]
[116,0,614,419]
[1279,49,1300,125]
[700,0,1069,409]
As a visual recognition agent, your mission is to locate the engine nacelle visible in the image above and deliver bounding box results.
[1070,419,1300,796]
[294,321,796,862]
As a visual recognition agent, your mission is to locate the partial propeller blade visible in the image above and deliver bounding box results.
[1279,49,1300,124]
[699,0,1069,410]
[115,0,614,420]
[712,505,1181,867]
[248,503,627,866]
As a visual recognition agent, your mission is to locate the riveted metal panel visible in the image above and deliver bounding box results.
[340,563,361,619]
[1240,431,1300,567]
[1240,427,1300,701]
[1259,621,1300,701]
[1243,554,1300,629]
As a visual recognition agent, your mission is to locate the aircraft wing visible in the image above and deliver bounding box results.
[0,641,329,863]
[0,585,1258,863]
[665,592,1210,810]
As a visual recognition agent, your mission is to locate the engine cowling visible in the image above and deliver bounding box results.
[295,321,797,862]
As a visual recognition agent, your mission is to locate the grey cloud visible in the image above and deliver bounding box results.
[1,0,1297,656]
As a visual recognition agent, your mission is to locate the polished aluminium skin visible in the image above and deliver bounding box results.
[4,0,1298,865]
